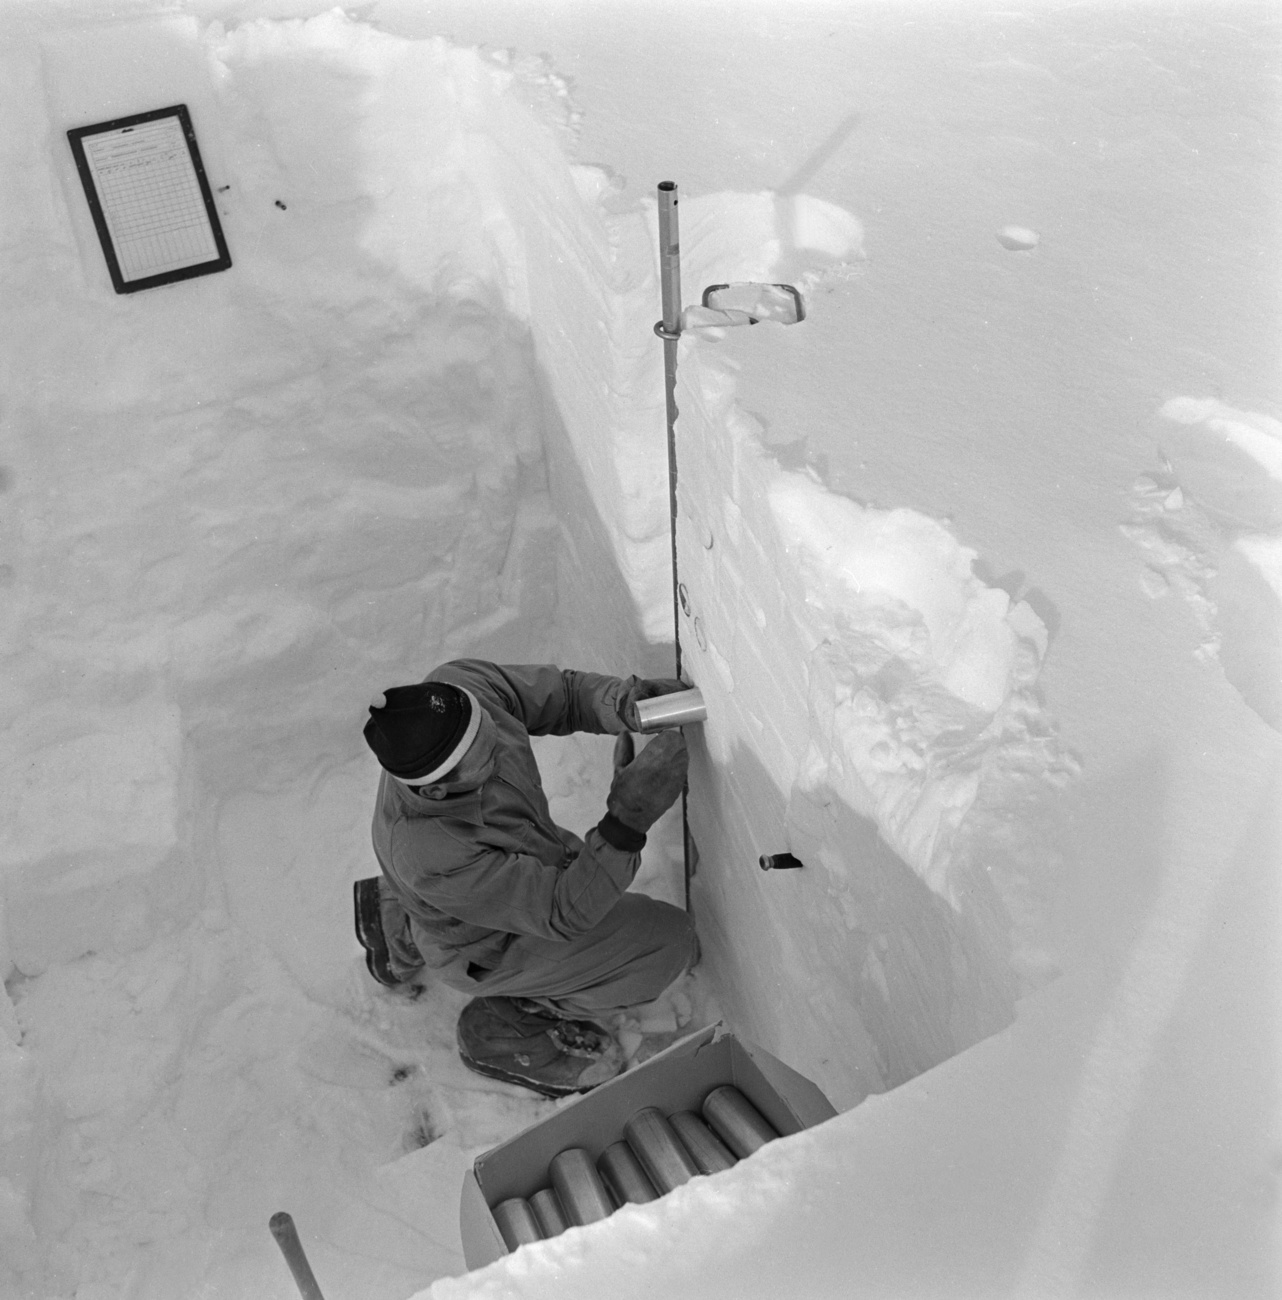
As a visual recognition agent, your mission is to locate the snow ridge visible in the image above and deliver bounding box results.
[1124,397,1282,731]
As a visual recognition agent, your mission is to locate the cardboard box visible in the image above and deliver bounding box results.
[459,1022,838,1270]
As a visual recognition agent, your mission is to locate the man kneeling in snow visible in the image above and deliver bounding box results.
[355,659,695,1098]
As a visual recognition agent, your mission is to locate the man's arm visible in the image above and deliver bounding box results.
[393,818,641,942]
[429,659,633,736]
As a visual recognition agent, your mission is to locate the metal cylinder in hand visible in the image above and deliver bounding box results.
[624,1107,700,1192]
[702,1086,780,1157]
[529,1187,569,1238]
[492,1197,543,1250]
[597,1140,660,1205]
[634,687,706,731]
[669,1110,739,1174]
[549,1148,615,1225]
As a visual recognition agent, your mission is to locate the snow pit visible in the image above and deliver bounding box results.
[10,5,1244,1299]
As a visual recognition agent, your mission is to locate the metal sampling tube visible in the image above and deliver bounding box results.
[597,1140,659,1205]
[634,687,706,732]
[624,1107,701,1193]
[528,1187,569,1238]
[492,1198,544,1251]
[269,1212,327,1300]
[702,1086,781,1158]
[549,1148,615,1225]
[668,1110,739,1174]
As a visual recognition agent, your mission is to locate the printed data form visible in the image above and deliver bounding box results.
[80,115,221,282]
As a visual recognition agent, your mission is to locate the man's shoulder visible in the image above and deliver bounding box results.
[423,659,508,702]
[424,660,553,719]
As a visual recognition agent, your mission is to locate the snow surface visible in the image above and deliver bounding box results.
[1,2,1278,1299]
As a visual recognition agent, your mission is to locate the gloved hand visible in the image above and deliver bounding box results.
[606,730,688,833]
[617,678,689,732]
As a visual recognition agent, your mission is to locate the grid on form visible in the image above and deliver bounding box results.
[84,116,219,281]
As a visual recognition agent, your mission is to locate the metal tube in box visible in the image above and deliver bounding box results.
[624,1107,700,1192]
[492,1198,542,1250]
[669,1110,738,1174]
[702,1085,780,1157]
[549,1148,614,1225]
[597,1141,659,1205]
[529,1187,568,1238]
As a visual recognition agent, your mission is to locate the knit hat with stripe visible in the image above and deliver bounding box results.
[364,682,481,784]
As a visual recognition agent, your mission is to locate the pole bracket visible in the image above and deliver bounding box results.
[653,320,682,341]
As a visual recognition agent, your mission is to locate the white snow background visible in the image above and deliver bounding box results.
[1,2,1278,1299]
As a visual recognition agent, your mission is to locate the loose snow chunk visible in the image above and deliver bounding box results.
[997,226,1039,251]
[1161,397,1282,484]
[769,475,1022,711]
[789,195,865,260]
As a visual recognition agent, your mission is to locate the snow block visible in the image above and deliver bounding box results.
[0,694,197,975]
[459,1023,836,1271]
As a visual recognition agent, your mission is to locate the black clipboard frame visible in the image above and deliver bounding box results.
[67,103,232,295]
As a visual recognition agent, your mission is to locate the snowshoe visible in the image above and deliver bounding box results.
[456,996,624,1098]
[353,876,402,989]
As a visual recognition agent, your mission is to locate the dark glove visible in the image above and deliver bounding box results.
[605,730,688,835]
[617,678,689,732]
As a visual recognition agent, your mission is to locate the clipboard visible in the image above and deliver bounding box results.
[67,103,231,294]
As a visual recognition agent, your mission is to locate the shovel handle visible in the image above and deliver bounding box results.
[269,1212,327,1300]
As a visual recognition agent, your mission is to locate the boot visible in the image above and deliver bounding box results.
[353,877,402,988]
[457,996,624,1098]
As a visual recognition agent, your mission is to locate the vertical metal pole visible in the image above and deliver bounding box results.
[656,181,683,681]
[269,1213,327,1300]
[655,181,693,910]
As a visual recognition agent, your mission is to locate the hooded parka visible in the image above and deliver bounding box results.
[370,659,646,977]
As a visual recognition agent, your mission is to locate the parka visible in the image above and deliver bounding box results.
[370,658,645,974]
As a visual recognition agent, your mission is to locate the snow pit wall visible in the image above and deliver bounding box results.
[493,170,1068,1107]
[667,364,1030,1108]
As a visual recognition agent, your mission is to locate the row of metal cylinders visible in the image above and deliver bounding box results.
[493,1085,779,1250]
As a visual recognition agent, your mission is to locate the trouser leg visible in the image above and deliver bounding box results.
[377,881,427,982]
[454,894,698,1017]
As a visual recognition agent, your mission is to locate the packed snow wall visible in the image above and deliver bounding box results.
[1,13,665,1294]
[671,359,1072,1109]
[4,12,579,982]
[493,168,1074,1107]
[0,8,1081,1292]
